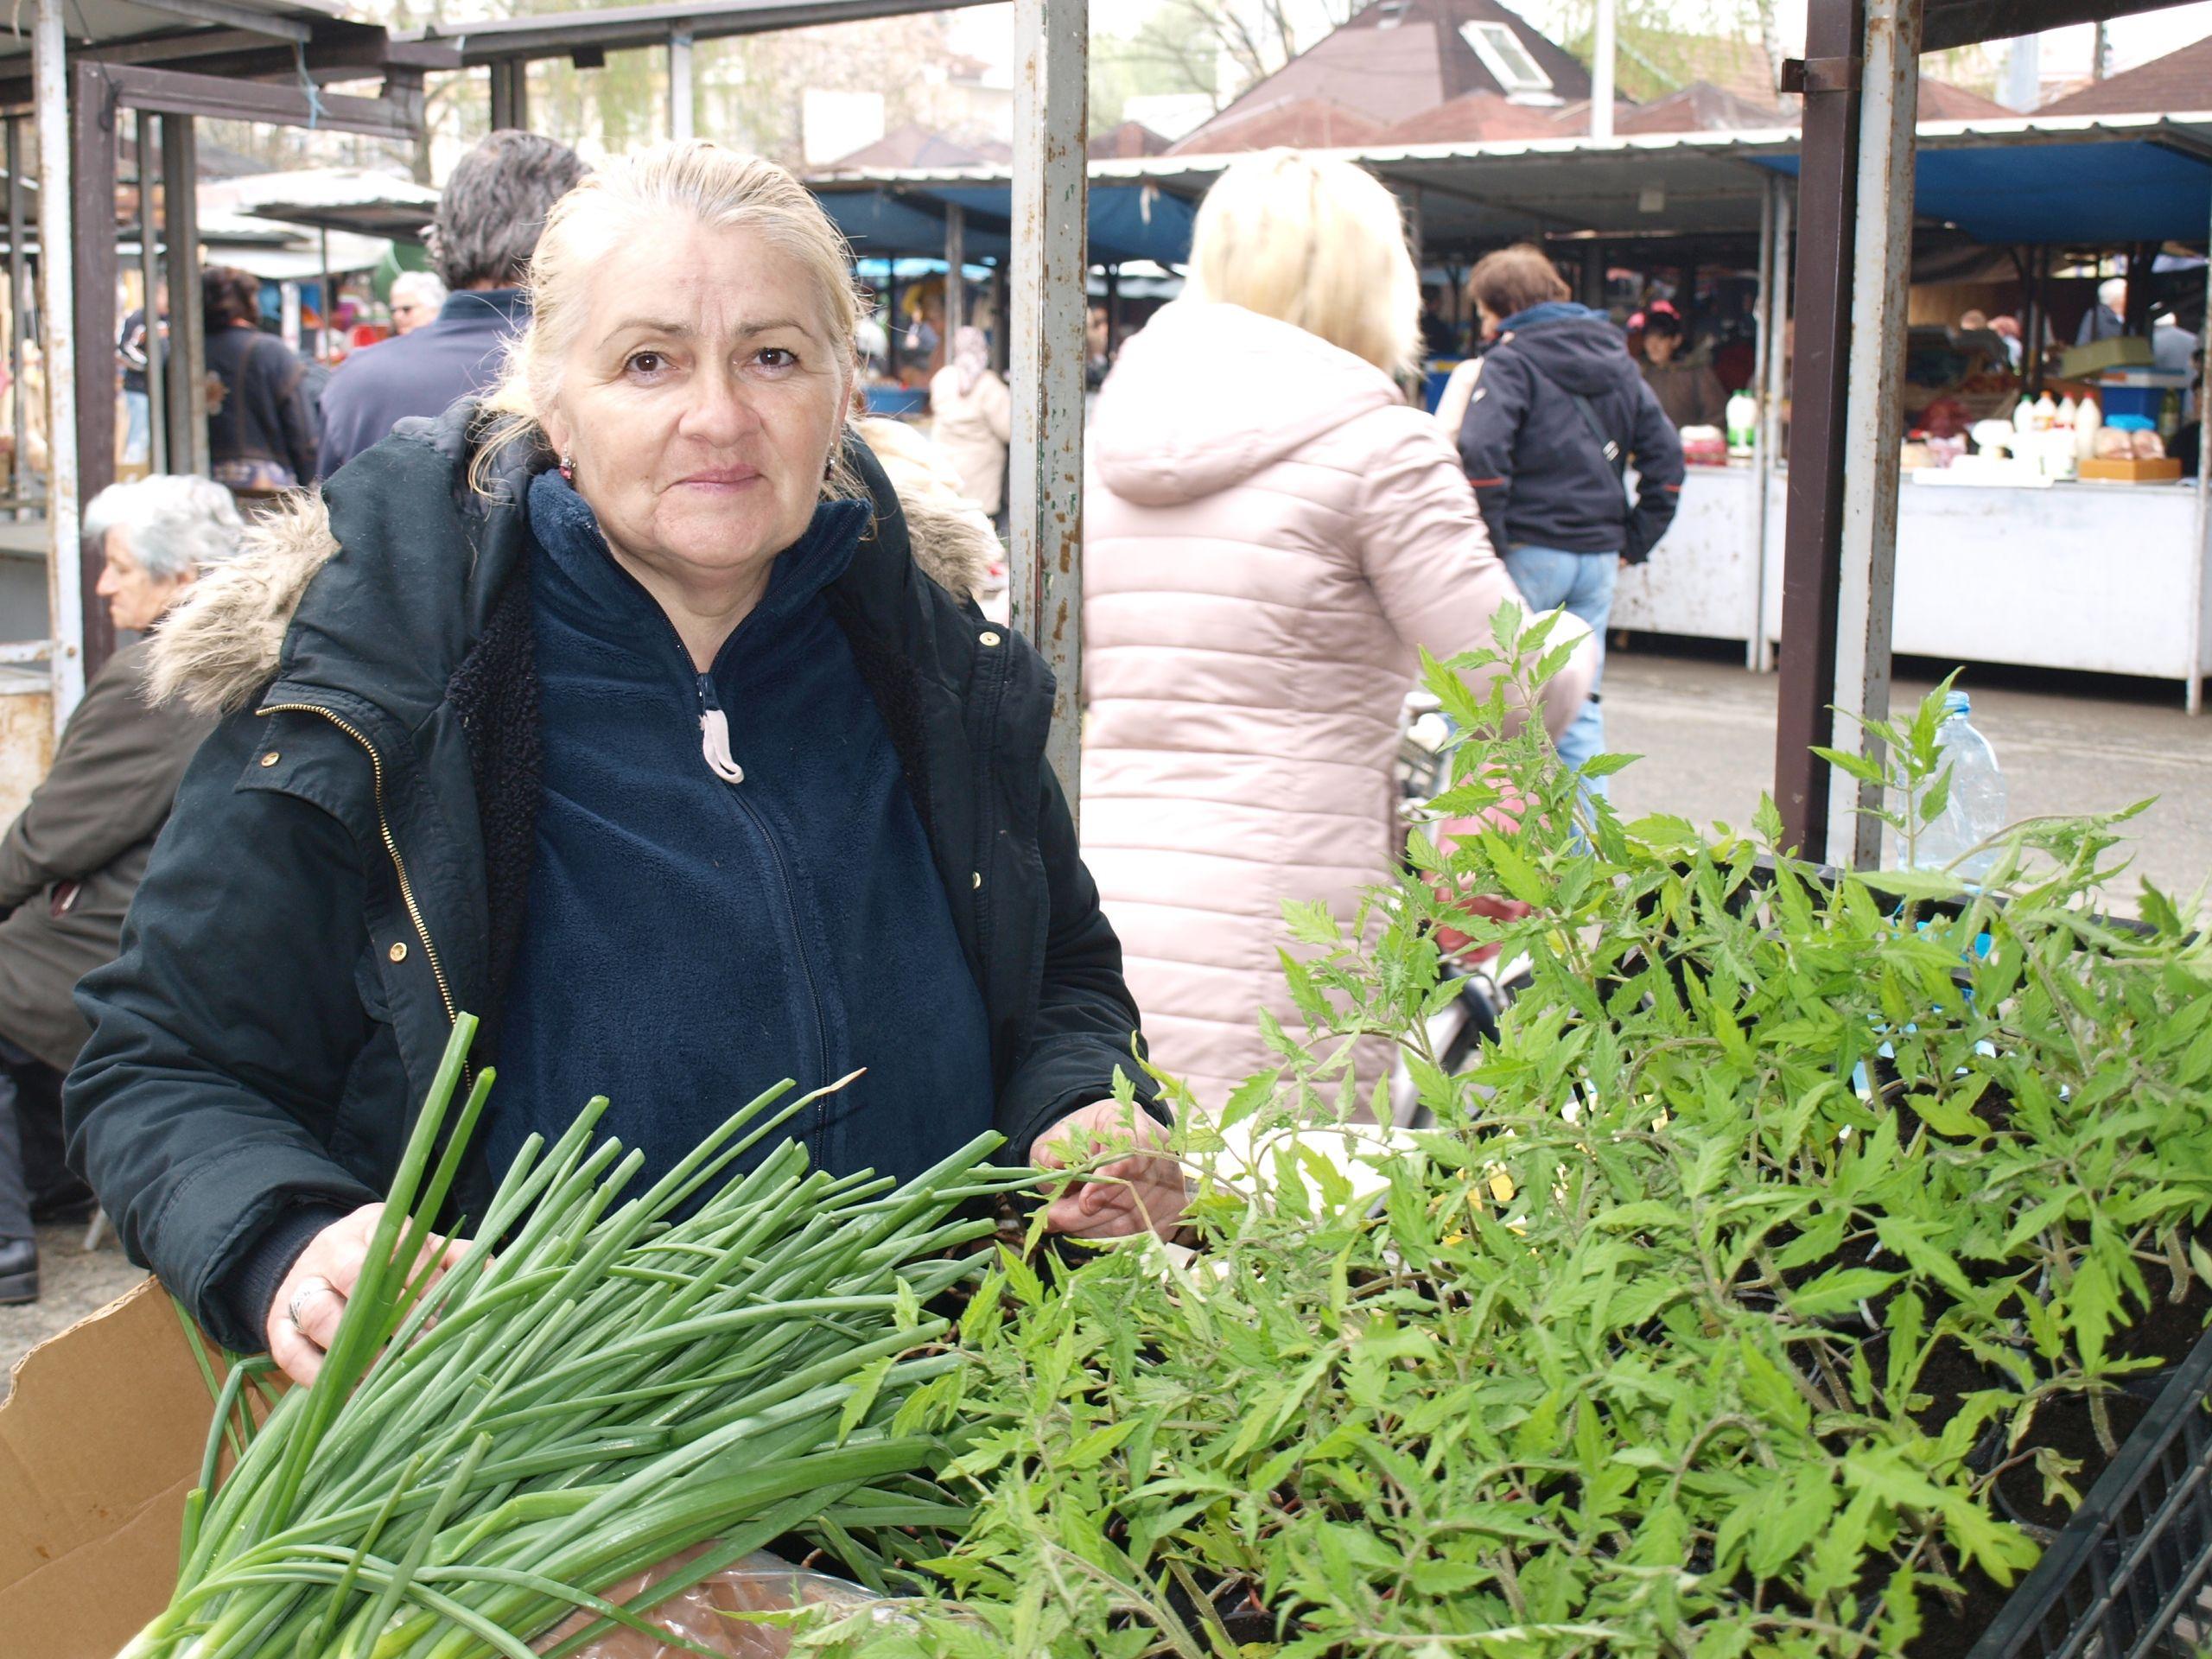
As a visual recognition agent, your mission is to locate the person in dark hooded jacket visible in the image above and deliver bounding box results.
[1456,245,1683,798]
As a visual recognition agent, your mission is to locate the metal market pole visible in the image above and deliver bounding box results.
[35,0,84,731]
[1824,0,1922,869]
[1591,0,1616,141]
[319,227,332,361]
[1770,0,1866,859]
[669,30,695,141]
[1748,173,1777,672]
[944,203,963,341]
[1754,180,1791,676]
[136,110,166,476]
[2190,188,2212,718]
[1008,0,1088,815]
[7,118,29,516]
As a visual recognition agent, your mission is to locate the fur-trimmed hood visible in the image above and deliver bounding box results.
[152,421,998,717]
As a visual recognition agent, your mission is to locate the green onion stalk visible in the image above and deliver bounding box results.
[119,1014,1031,1659]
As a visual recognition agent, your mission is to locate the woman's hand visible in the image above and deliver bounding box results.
[265,1204,460,1386]
[1028,1101,1187,1241]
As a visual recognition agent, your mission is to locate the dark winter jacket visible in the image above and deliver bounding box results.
[1457,302,1685,565]
[66,403,1158,1355]
[316,289,528,480]
[205,324,319,484]
[0,640,214,1071]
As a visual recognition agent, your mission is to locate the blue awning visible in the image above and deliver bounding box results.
[1756,141,2212,246]
[810,181,1195,267]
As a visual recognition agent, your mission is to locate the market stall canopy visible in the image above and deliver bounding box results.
[806,177,1198,268]
[1751,120,2212,246]
[0,0,448,102]
[826,111,2212,264]
[228,167,439,243]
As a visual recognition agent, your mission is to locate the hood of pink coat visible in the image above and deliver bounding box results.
[1089,301,1405,507]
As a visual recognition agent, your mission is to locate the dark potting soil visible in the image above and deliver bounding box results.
[1994,1390,2151,1532]
[1899,1559,2018,1659]
[2113,1264,2212,1368]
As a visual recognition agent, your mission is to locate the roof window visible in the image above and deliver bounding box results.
[1460,21,1554,96]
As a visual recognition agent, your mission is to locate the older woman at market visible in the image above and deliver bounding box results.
[67,141,1178,1386]
[0,475,238,1305]
[1079,150,1595,1109]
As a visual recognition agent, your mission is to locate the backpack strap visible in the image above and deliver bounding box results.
[1521,354,1627,482]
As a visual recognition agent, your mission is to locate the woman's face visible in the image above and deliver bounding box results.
[94,527,193,632]
[1643,330,1679,365]
[543,217,850,602]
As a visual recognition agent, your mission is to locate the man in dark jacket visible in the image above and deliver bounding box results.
[66,406,1169,1359]
[0,476,231,1300]
[315,131,585,479]
[1458,244,1684,801]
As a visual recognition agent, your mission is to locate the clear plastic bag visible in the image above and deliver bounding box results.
[536,1545,886,1659]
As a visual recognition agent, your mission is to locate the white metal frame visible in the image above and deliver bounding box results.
[35,0,82,735]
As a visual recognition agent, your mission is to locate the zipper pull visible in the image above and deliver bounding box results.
[696,675,745,785]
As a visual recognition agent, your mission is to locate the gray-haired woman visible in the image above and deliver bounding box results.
[67,141,1180,1384]
[0,474,239,1303]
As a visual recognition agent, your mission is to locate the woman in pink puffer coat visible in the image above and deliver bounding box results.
[1081,151,1592,1109]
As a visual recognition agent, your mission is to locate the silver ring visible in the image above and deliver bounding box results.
[288,1275,336,1330]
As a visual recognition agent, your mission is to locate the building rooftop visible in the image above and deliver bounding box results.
[1170,0,1588,154]
[2036,34,2212,118]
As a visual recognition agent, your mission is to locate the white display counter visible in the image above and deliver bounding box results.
[1611,463,1766,665]
[1612,462,2211,707]
[1757,475,2209,704]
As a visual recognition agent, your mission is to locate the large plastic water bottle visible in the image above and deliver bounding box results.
[1910,691,2008,881]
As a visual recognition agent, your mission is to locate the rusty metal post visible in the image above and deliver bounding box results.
[1754,179,1791,676]
[1008,0,1088,813]
[35,0,84,728]
[1826,0,1922,868]
[136,109,167,477]
[7,118,29,515]
[160,113,207,479]
[2190,188,2212,716]
[1770,0,1866,859]
[944,202,963,342]
[1747,174,1777,672]
[70,60,120,682]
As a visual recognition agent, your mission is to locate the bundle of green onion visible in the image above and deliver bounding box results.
[122,1015,1026,1659]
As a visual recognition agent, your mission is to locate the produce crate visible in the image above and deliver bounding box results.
[1967,1312,2212,1658]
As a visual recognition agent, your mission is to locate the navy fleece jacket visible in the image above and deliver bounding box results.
[1457,301,1685,564]
[486,473,995,1194]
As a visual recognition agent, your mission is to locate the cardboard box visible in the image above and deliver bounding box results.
[2079,456,2185,483]
[2059,335,2154,379]
[0,1278,213,1659]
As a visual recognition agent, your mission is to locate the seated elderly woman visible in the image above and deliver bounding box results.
[67,142,1178,1385]
[1,474,239,1303]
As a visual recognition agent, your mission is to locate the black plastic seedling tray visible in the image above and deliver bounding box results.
[1967,1316,2212,1658]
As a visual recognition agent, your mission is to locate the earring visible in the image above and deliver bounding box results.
[558,452,575,481]
[823,452,835,481]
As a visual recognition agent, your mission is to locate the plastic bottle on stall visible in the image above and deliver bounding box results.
[1910,691,2009,884]
[1726,389,1758,456]
[2033,391,2058,431]
[2075,393,2102,459]
[2055,394,2078,431]
[2012,394,2037,434]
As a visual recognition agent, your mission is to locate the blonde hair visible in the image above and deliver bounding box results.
[477,140,867,496]
[1184,150,1420,378]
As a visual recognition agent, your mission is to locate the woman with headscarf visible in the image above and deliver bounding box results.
[927,325,1013,523]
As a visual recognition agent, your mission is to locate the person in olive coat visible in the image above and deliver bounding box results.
[0,474,234,1301]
